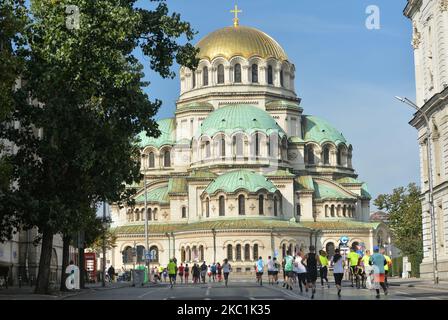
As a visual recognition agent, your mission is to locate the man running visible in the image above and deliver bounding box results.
[200,261,207,283]
[295,251,307,293]
[318,250,330,288]
[304,245,319,299]
[381,247,392,288]
[331,248,344,298]
[267,256,274,285]
[369,246,388,298]
[217,262,222,282]
[255,256,264,286]
[184,264,189,284]
[361,250,371,289]
[347,247,360,287]
[178,263,185,284]
[273,257,280,285]
[211,262,217,282]
[222,259,231,287]
[282,250,294,290]
[167,259,177,289]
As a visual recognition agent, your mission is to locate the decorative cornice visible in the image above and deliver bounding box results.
[441,0,448,12]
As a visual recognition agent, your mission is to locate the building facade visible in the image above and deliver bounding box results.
[110,18,389,272]
[405,0,448,279]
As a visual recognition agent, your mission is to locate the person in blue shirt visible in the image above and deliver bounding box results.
[369,246,388,298]
[255,256,264,286]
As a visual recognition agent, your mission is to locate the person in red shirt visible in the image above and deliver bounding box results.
[178,263,185,284]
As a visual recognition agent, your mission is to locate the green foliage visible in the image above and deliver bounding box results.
[374,183,423,276]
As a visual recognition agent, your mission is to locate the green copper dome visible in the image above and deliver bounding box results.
[197,105,286,138]
[313,180,356,200]
[135,185,169,204]
[204,170,278,195]
[303,115,347,146]
[138,118,175,148]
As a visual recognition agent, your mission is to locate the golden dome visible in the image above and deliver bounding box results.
[196,26,288,61]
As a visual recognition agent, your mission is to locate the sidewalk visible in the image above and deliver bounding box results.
[0,281,131,300]
[389,277,448,290]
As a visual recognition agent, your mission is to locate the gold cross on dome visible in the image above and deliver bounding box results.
[230,5,242,27]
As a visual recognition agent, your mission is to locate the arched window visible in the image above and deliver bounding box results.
[337,146,342,165]
[217,64,224,84]
[220,135,226,157]
[227,244,233,260]
[280,69,284,87]
[203,66,209,86]
[205,141,211,158]
[153,208,158,221]
[199,245,204,261]
[148,152,155,168]
[135,209,140,221]
[268,65,273,84]
[258,195,264,215]
[326,242,335,260]
[343,206,346,217]
[192,246,198,262]
[182,206,187,219]
[244,244,250,261]
[186,247,191,262]
[234,63,241,83]
[181,247,186,262]
[331,205,335,217]
[219,196,225,216]
[288,244,293,256]
[122,246,133,264]
[137,245,145,263]
[147,208,152,221]
[323,146,330,165]
[233,134,243,157]
[192,70,196,88]
[253,244,259,261]
[255,133,260,156]
[282,244,286,258]
[164,150,171,167]
[274,197,278,216]
[236,244,242,261]
[306,145,315,164]
[206,198,210,218]
[252,64,258,83]
[296,204,301,216]
[238,195,245,215]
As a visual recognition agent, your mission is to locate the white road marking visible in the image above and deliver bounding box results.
[206,286,211,296]
[430,296,442,300]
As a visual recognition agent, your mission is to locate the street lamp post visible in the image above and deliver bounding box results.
[143,174,149,281]
[102,201,107,288]
[211,228,216,263]
[395,96,439,284]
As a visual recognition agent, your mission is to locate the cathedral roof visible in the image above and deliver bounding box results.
[135,185,169,204]
[303,115,348,146]
[137,118,175,148]
[196,26,288,61]
[204,170,278,195]
[312,180,357,200]
[198,104,286,138]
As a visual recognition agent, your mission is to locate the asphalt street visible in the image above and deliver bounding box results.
[63,278,448,300]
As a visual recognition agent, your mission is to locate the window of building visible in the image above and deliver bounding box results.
[274,197,278,216]
[238,194,245,215]
[205,141,211,158]
[203,66,209,86]
[337,147,342,165]
[136,245,145,263]
[253,244,259,261]
[255,133,260,156]
[227,244,233,260]
[122,246,133,264]
[217,64,224,84]
[268,65,273,84]
[252,64,258,83]
[192,70,196,88]
[244,244,250,261]
[306,145,315,164]
[220,136,226,157]
[233,134,243,157]
[236,244,242,261]
[182,206,187,219]
[296,204,301,216]
[280,69,284,87]
[206,198,210,218]
[148,152,155,168]
[219,196,225,216]
[164,150,171,167]
[259,195,264,215]
[199,245,204,261]
[234,63,241,83]
[323,146,330,165]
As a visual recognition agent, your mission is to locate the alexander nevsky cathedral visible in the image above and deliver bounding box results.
[109,10,390,272]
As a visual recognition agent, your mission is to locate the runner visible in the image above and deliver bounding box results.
[361,250,371,289]
[154,266,160,283]
[295,251,307,293]
[381,247,392,288]
[273,257,280,285]
[217,262,222,282]
[255,256,264,286]
[267,256,274,285]
[200,261,207,283]
[222,258,232,287]
[167,259,177,289]
[318,250,330,288]
[211,262,217,282]
[282,250,294,290]
[184,263,190,284]
[162,268,168,282]
[178,263,185,284]
[304,245,319,299]
[207,265,212,282]
[193,263,200,284]
[347,247,360,287]
[369,246,388,298]
[331,248,344,298]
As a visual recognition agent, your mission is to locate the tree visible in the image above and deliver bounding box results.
[374,183,423,277]
[0,0,198,293]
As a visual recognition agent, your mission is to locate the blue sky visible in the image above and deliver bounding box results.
[133,0,418,206]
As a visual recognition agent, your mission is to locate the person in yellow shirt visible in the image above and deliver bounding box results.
[347,247,360,287]
[381,247,392,288]
[318,250,330,288]
[361,250,371,289]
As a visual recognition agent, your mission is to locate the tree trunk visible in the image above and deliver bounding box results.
[34,228,54,294]
[60,234,71,291]
[79,247,85,289]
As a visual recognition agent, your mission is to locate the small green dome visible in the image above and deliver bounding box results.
[198,105,286,138]
[204,170,278,195]
[138,118,175,148]
[303,115,347,146]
